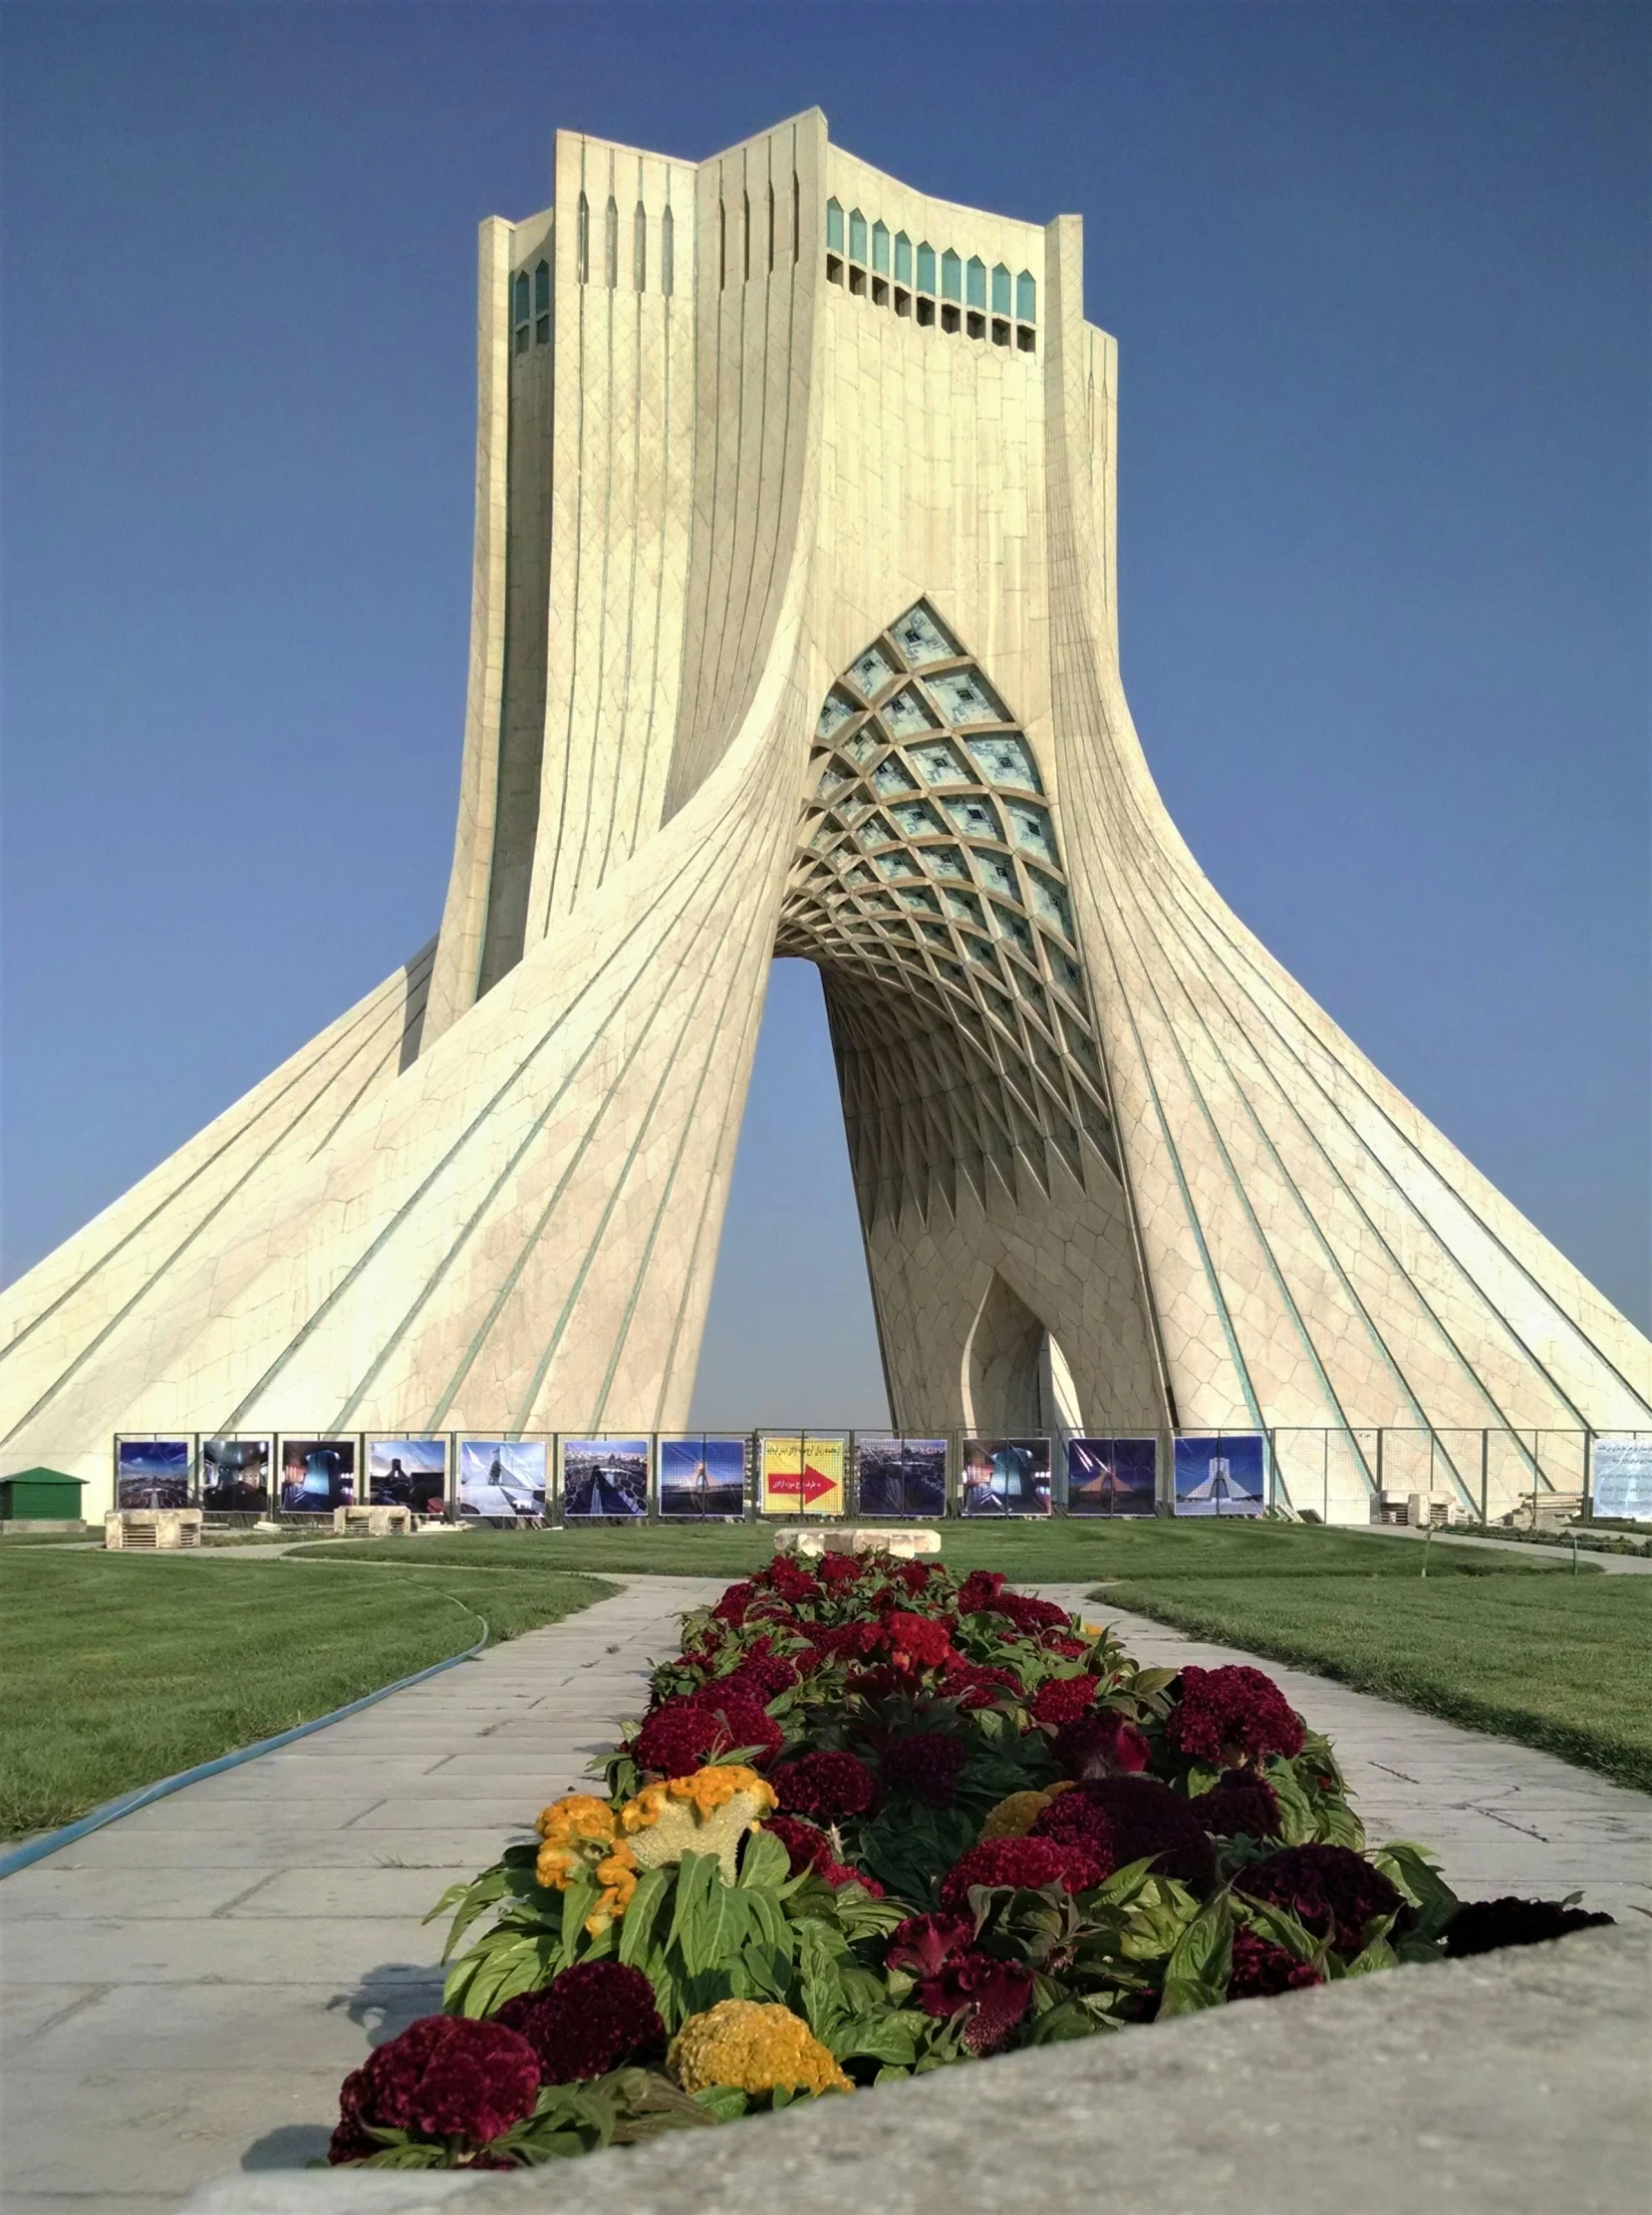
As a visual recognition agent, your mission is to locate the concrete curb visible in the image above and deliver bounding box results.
[180,1924,1650,2215]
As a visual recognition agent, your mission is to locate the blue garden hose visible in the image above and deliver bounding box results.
[0,1602,490,1880]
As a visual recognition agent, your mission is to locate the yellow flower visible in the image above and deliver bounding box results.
[979,1790,1053,1840]
[669,2000,852,2098]
[619,1765,779,1882]
[536,1793,619,1845]
[532,1793,638,1930]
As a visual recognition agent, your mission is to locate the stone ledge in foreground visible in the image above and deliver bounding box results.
[181,1923,1650,2215]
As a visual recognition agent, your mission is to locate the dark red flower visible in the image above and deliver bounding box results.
[938,1834,1104,1909]
[886,1912,977,1979]
[1039,1777,1216,1891]
[328,2016,540,2164]
[715,1651,800,1706]
[634,1689,783,1776]
[1441,1897,1614,1958]
[821,1858,884,1895]
[880,1732,969,1806]
[1228,1929,1324,2001]
[817,1552,864,1585]
[915,1950,1035,2053]
[991,1594,1071,1636]
[1051,1709,1151,1782]
[764,1812,835,1876]
[883,1558,937,1596]
[1044,1634,1094,1661]
[772,1749,879,1819]
[943,1659,1021,1711]
[1239,1844,1402,1954]
[1166,1665,1305,1767]
[1028,1674,1099,1728]
[1030,1787,1117,1867]
[762,1555,821,1603]
[711,1581,758,1625]
[876,1610,956,1671]
[958,1569,1008,1613]
[491,1960,664,2082]
[1192,1770,1281,1840]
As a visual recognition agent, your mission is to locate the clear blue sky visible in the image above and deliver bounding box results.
[3,2,1647,1429]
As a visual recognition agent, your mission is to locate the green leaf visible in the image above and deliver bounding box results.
[692,2086,749,2121]
[617,1866,674,1970]
[1160,1894,1233,2016]
[796,1918,850,2036]
[1372,1840,1461,1940]
[737,1828,791,1892]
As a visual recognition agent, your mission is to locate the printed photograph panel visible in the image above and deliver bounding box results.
[659,1435,747,1520]
[961,1437,1051,1518]
[1174,1434,1265,1517]
[116,1438,191,1511]
[278,1437,357,1515]
[458,1439,548,1522]
[561,1438,649,1520]
[368,1437,448,1514]
[200,1435,271,1514]
[1067,1436,1157,1518]
[854,1435,947,1518]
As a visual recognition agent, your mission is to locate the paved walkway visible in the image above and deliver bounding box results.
[1036,1583,1652,1923]
[4,1570,1648,2215]
[0,1575,724,2215]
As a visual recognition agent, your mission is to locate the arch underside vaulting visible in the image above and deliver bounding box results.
[775,602,1166,1437]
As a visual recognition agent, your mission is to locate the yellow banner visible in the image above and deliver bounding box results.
[758,1433,845,1517]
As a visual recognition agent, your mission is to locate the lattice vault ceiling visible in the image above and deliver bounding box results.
[776,603,1121,1230]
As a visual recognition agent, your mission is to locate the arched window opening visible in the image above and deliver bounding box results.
[894,231,912,285]
[634,202,647,291]
[991,263,1010,316]
[848,206,867,263]
[534,258,550,345]
[826,196,844,252]
[604,195,619,288]
[1016,269,1036,322]
[513,271,530,324]
[965,256,986,310]
[917,241,936,293]
[662,203,675,296]
[576,192,590,285]
[513,269,530,353]
[941,248,961,301]
[872,219,889,275]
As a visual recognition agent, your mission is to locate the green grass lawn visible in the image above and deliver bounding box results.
[0,1552,614,1842]
[284,1518,1563,1582]
[1101,1571,1652,1793]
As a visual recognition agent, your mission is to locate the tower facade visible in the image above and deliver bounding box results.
[3,112,1648,1519]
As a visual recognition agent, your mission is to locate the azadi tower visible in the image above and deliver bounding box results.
[3,113,1648,1519]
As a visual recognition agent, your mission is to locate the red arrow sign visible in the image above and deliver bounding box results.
[767,1463,838,1508]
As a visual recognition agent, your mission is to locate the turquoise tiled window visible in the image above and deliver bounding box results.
[826,198,844,251]
[895,232,912,285]
[966,256,986,309]
[941,249,962,301]
[872,219,889,274]
[1016,269,1036,321]
[849,207,868,262]
[917,241,936,292]
[991,263,1010,315]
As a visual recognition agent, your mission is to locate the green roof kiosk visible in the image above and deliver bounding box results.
[0,1468,88,1529]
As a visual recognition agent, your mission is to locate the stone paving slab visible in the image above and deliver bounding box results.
[0,1576,723,2215]
[1038,1583,1652,1920]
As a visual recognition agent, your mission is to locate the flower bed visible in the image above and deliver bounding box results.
[328,1553,1611,2167]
